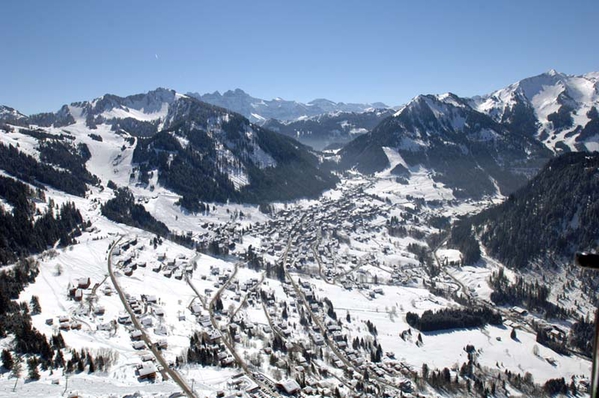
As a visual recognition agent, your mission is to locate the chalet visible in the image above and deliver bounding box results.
[152,307,165,317]
[190,303,203,315]
[154,325,167,336]
[130,330,143,341]
[151,264,162,273]
[70,322,82,330]
[132,341,146,350]
[206,329,222,343]
[118,314,132,324]
[74,289,84,301]
[124,267,133,276]
[221,356,235,366]
[45,318,54,325]
[94,306,105,315]
[77,277,91,289]
[311,334,325,346]
[198,316,211,327]
[143,295,158,304]
[97,323,112,331]
[155,339,168,350]
[277,379,301,395]
[137,362,157,380]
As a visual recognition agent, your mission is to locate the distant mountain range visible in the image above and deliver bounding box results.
[1,69,598,203]
[187,88,389,124]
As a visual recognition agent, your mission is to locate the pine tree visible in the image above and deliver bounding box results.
[29,295,41,315]
[88,356,95,373]
[27,357,40,381]
[54,350,65,369]
[2,349,13,371]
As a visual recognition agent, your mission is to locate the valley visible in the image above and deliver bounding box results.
[0,164,593,397]
[0,70,597,397]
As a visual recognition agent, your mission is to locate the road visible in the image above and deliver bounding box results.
[108,237,198,398]
[187,262,282,398]
[282,220,407,395]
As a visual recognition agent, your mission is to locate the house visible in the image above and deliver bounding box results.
[276,379,301,395]
[143,295,158,304]
[137,362,157,380]
[154,324,168,336]
[132,341,146,350]
[74,289,84,302]
[97,323,112,331]
[190,303,203,315]
[140,316,153,327]
[206,329,222,343]
[77,277,91,289]
[155,339,168,350]
[152,307,165,317]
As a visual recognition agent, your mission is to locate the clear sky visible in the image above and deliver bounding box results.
[1,0,597,114]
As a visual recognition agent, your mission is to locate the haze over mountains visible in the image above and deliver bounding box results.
[187,88,390,123]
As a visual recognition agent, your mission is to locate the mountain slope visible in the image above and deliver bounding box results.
[262,108,394,150]
[188,88,388,123]
[339,93,552,198]
[132,96,338,206]
[471,70,599,152]
[450,152,599,269]
[0,89,338,208]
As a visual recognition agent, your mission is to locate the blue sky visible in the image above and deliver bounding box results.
[1,0,597,114]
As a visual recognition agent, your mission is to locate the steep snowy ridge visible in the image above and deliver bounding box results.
[471,70,599,151]
[339,89,552,198]
[0,105,29,126]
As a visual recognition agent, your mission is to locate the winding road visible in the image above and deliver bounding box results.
[108,237,197,398]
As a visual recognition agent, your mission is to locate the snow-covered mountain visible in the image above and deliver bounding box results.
[263,108,395,151]
[0,89,338,208]
[0,105,29,126]
[339,92,552,198]
[188,88,389,123]
[338,70,599,198]
[471,70,599,152]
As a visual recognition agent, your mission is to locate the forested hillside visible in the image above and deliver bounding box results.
[449,152,599,268]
